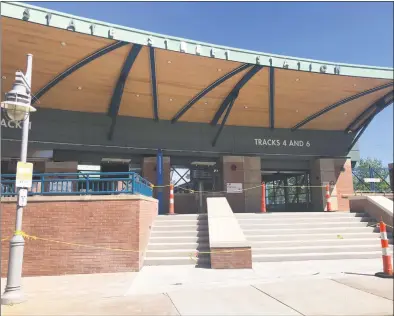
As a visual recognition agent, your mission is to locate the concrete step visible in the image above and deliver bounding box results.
[144,256,210,266]
[245,232,389,241]
[148,236,209,243]
[239,221,375,230]
[148,242,210,250]
[252,250,394,262]
[251,244,392,255]
[236,216,372,224]
[154,214,207,221]
[242,226,379,236]
[235,212,366,219]
[152,224,208,231]
[250,238,393,248]
[146,249,210,258]
[150,230,209,238]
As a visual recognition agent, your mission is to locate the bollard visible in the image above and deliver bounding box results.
[325,184,332,212]
[375,221,394,278]
[169,183,175,215]
[261,182,266,213]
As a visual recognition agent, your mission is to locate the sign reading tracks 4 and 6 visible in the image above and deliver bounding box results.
[254,138,311,147]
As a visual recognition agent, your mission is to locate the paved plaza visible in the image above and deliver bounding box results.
[2,259,393,316]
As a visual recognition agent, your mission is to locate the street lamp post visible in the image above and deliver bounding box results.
[1,54,36,305]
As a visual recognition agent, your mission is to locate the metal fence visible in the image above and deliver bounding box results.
[1,172,153,197]
[352,167,392,193]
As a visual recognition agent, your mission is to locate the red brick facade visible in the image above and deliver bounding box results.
[210,247,252,269]
[1,196,157,277]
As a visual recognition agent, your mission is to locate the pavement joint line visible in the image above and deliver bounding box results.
[250,284,305,316]
[330,278,394,302]
[164,292,182,316]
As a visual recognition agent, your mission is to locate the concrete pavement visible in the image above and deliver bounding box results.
[2,259,393,316]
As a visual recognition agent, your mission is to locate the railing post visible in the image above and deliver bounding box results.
[132,174,136,195]
[86,175,89,193]
[40,175,44,195]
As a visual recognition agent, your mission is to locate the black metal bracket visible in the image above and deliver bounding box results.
[32,41,128,105]
[346,91,393,133]
[170,63,251,123]
[291,82,393,131]
[211,65,263,126]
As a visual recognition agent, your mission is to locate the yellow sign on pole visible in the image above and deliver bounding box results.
[16,162,33,188]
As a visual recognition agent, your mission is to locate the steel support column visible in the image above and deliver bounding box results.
[149,46,159,121]
[108,44,142,140]
[211,97,236,146]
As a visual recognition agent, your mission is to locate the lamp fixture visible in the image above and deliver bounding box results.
[1,69,36,121]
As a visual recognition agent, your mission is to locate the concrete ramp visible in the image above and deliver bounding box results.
[207,197,252,269]
[349,195,393,232]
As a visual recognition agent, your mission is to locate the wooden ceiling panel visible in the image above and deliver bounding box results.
[226,67,270,127]
[38,45,130,113]
[302,86,393,130]
[155,49,243,90]
[275,68,392,128]
[119,92,153,118]
[1,17,114,101]
[158,67,251,122]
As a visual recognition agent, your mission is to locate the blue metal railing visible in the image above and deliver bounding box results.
[1,172,153,197]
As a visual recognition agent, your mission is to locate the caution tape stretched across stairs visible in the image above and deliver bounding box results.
[1,219,392,261]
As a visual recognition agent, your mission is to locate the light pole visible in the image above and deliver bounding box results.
[1,54,36,305]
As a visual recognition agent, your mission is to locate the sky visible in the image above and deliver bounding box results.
[28,1,394,165]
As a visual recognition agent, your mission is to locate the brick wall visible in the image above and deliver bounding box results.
[1,196,158,277]
[334,159,354,211]
[210,247,252,269]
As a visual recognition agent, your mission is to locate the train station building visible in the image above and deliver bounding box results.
[1,2,393,215]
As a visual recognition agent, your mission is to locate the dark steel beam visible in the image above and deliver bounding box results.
[108,44,142,140]
[149,46,159,121]
[211,97,236,147]
[291,82,393,131]
[269,67,275,129]
[171,63,251,123]
[32,41,128,105]
[346,91,393,133]
[211,65,263,126]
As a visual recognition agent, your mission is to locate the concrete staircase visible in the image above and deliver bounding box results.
[235,212,394,262]
[144,214,211,266]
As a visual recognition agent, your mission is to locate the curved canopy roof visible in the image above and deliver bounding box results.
[1,2,393,140]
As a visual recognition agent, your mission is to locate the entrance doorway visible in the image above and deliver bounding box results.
[262,170,312,212]
[170,157,222,214]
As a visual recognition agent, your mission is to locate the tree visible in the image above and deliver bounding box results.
[353,158,391,192]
